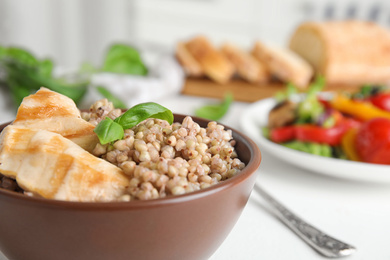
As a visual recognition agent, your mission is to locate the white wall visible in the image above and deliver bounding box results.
[1,0,389,68]
[0,0,136,67]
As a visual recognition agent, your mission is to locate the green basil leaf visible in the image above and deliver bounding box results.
[94,117,124,144]
[38,58,54,78]
[5,47,39,67]
[0,46,6,59]
[102,43,148,75]
[195,92,233,121]
[96,86,127,109]
[115,102,173,129]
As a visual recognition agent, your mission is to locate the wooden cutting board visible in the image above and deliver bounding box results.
[181,78,360,102]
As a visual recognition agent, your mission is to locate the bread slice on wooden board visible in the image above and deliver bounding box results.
[175,41,204,77]
[252,41,313,88]
[221,42,271,84]
[289,20,390,85]
[185,36,235,84]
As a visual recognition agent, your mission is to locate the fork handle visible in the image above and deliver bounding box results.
[254,184,356,258]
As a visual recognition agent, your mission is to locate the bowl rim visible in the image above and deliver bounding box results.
[0,114,261,210]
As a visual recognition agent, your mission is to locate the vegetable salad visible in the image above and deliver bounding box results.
[263,77,390,165]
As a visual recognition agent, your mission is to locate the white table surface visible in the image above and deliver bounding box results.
[1,93,390,260]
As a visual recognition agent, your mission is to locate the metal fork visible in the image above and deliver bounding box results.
[254,184,356,258]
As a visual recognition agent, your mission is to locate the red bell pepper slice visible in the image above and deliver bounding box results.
[270,118,360,146]
[270,126,295,143]
[295,125,345,146]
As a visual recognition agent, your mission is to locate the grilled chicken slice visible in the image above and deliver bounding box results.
[0,125,130,202]
[13,87,98,153]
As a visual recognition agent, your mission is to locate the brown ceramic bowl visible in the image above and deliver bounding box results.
[0,114,261,260]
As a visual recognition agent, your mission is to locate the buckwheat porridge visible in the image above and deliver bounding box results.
[80,99,245,201]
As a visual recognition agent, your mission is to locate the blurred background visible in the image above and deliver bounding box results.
[2,3,390,260]
[1,0,390,121]
[1,0,389,68]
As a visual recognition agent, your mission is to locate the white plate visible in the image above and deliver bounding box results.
[240,97,390,184]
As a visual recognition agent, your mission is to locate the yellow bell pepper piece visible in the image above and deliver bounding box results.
[341,128,360,161]
[330,94,390,121]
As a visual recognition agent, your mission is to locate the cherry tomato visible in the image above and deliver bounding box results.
[369,93,390,112]
[355,118,390,165]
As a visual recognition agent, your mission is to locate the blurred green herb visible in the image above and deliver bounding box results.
[351,84,387,99]
[102,44,148,75]
[283,141,332,157]
[96,86,126,109]
[296,76,325,124]
[79,62,99,76]
[0,46,88,107]
[274,83,298,102]
[261,126,270,139]
[195,93,233,121]
[0,43,149,108]
[94,102,173,144]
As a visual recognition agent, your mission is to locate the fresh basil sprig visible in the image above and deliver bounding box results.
[94,102,173,144]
